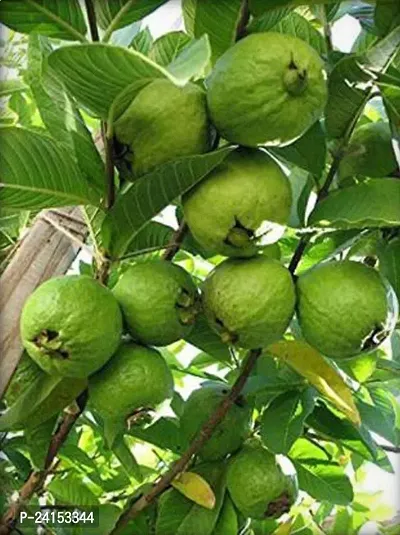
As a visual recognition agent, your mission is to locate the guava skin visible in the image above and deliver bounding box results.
[114,79,213,177]
[296,261,398,359]
[113,260,200,346]
[89,343,174,422]
[207,32,327,147]
[20,275,123,378]
[339,121,398,179]
[227,442,297,519]
[202,256,296,348]
[183,149,292,257]
[180,383,252,460]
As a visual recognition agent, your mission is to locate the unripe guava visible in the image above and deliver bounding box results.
[339,121,398,179]
[207,32,327,147]
[227,441,298,519]
[202,256,296,348]
[20,276,122,378]
[114,79,212,177]
[183,149,292,257]
[113,260,200,346]
[180,383,252,460]
[89,342,173,422]
[4,353,86,430]
[296,260,398,359]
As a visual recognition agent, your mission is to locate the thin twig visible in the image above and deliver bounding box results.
[236,0,250,41]
[161,221,188,261]
[104,129,116,210]
[110,348,262,535]
[0,391,88,535]
[84,0,100,41]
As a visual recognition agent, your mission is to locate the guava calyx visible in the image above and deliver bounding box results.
[284,60,308,96]
[225,218,255,249]
[265,491,292,518]
[33,329,69,360]
[176,288,200,326]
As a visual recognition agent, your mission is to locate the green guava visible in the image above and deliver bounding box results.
[339,121,398,179]
[296,260,398,359]
[3,353,87,430]
[114,79,213,177]
[156,462,226,535]
[183,149,292,257]
[226,441,298,519]
[207,32,327,147]
[180,383,252,460]
[20,275,122,378]
[202,256,296,348]
[113,260,200,346]
[89,342,173,423]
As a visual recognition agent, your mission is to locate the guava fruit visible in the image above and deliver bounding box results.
[202,256,296,348]
[207,32,327,147]
[180,383,252,460]
[296,260,398,359]
[3,353,87,431]
[113,260,200,346]
[20,275,122,378]
[183,149,292,258]
[339,121,398,179]
[89,342,173,423]
[114,79,213,177]
[155,462,226,535]
[226,441,298,519]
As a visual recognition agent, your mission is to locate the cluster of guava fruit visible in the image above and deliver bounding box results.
[7,29,399,534]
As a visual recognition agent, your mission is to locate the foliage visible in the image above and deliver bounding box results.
[0,1,399,535]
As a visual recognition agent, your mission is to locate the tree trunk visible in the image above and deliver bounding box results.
[0,207,87,398]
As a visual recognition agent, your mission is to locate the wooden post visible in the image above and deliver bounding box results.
[0,207,87,398]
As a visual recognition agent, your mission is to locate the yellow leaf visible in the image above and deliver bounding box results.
[267,340,361,426]
[272,518,293,535]
[171,471,216,510]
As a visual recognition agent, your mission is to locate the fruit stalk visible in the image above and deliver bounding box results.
[109,348,262,535]
[162,220,188,261]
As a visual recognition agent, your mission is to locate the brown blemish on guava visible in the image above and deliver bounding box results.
[265,491,292,518]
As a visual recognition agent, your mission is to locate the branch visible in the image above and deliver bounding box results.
[110,348,262,535]
[161,221,188,261]
[288,151,344,274]
[84,0,100,41]
[0,391,88,535]
[236,0,250,40]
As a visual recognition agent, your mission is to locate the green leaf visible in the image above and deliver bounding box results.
[0,79,28,97]
[150,31,192,67]
[378,237,400,303]
[0,370,86,432]
[326,26,400,139]
[325,56,372,140]
[130,27,154,55]
[113,435,143,482]
[248,7,291,28]
[356,386,398,444]
[102,147,233,257]
[183,0,244,63]
[94,0,168,32]
[0,127,101,210]
[290,439,354,505]
[185,314,231,364]
[272,122,327,177]
[260,388,316,454]
[121,221,174,258]
[129,417,184,455]
[28,35,105,194]
[309,179,400,229]
[47,473,100,506]
[25,416,58,470]
[168,35,212,83]
[0,0,87,41]
[375,0,400,36]
[48,43,175,119]
[268,12,327,55]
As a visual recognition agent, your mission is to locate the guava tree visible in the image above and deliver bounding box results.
[0,1,400,535]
